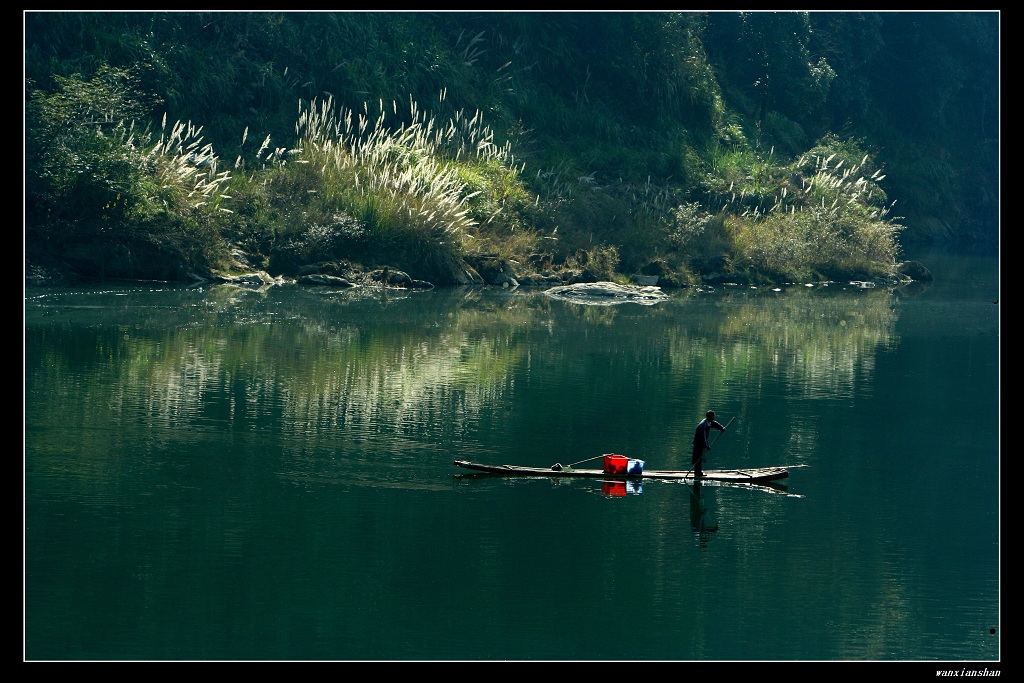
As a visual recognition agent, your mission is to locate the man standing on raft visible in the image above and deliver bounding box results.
[692,410,726,478]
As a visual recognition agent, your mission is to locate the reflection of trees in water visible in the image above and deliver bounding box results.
[27,284,899,470]
[28,287,532,462]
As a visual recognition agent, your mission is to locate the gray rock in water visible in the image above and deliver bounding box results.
[544,281,668,306]
[297,273,355,287]
[212,271,284,287]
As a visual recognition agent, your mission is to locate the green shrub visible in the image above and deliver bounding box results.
[667,202,732,272]
[26,66,231,279]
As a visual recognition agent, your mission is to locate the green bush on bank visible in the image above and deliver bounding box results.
[670,133,904,282]
[25,66,232,279]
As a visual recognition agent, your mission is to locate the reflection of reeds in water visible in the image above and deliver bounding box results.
[693,287,898,399]
[30,281,903,479]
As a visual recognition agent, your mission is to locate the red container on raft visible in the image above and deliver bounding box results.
[603,454,629,474]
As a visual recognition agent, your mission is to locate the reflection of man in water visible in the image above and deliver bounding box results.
[689,481,719,547]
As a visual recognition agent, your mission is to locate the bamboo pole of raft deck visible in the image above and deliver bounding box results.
[706,464,807,477]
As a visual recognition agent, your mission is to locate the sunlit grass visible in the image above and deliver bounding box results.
[146,114,233,212]
[686,135,903,281]
[296,93,514,237]
[237,92,539,280]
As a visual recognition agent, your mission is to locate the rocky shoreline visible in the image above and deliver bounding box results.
[25,253,933,293]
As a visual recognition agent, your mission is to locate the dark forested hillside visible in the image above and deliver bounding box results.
[24,11,998,285]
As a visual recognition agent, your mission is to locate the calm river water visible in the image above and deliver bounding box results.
[24,249,999,663]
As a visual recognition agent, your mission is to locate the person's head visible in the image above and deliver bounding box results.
[706,410,715,420]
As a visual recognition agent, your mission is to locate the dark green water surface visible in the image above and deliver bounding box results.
[24,250,1000,661]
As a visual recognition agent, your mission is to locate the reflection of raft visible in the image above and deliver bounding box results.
[453,460,791,483]
[544,282,668,305]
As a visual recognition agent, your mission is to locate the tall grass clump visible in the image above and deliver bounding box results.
[269,93,532,281]
[691,134,903,282]
[147,115,233,214]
